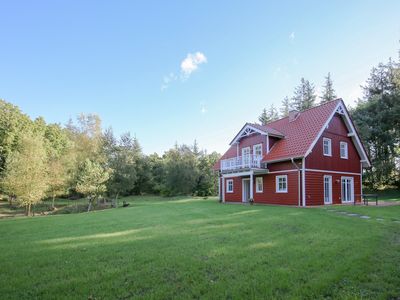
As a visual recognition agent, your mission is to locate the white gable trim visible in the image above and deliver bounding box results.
[304,100,371,167]
[229,124,267,145]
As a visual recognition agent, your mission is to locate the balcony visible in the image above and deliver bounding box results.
[221,154,263,172]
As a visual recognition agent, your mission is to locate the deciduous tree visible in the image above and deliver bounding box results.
[76,159,110,212]
[1,133,48,216]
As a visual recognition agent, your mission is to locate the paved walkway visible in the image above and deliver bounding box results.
[325,208,400,224]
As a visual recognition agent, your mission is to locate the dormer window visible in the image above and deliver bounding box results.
[323,138,332,156]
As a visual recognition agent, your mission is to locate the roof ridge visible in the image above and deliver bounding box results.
[257,98,342,127]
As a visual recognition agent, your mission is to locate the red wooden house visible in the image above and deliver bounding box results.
[214,99,370,206]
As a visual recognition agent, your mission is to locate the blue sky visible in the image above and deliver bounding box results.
[1,1,399,154]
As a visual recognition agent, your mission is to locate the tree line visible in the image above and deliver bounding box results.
[0,103,220,215]
[258,73,336,124]
[258,55,400,189]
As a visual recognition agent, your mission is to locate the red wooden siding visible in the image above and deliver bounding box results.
[305,171,362,205]
[267,160,300,172]
[238,134,266,155]
[220,134,266,161]
[268,136,279,150]
[306,114,361,173]
[223,177,242,202]
[224,171,299,205]
[253,172,299,205]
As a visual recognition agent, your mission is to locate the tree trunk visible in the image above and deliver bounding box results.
[87,198,93,212]
[52,195,56,209]
[113,193,119,208]
[28,203,31,216]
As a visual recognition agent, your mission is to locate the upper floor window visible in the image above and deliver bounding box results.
[276,175,288,193]
[226,179,234,193]
[323,138,332,156]
[256,177,263,193]
[340,142,348,159]
[253,144,262,157]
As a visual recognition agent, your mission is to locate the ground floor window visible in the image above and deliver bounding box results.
[324,175,332,204]
[256,177,263,193]
[226,179,233,193]
[276,175,288,193]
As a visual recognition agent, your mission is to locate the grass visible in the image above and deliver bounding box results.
[0,197,107,218]
[0,196,399,299]
[371,188,400,202]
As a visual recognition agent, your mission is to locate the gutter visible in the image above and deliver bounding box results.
[290,158,302,207]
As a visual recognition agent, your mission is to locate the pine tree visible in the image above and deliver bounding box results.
[258,105,279,125]
[258,108,269,125]
[280,96,290,117]
[320,72,337,103]
[268,104,279,122]
[291,78,317,111]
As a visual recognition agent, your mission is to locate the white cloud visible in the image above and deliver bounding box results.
[289,32,295,41]
[180,52,207,79]
[161,72,177,91]
[161,51,207,91]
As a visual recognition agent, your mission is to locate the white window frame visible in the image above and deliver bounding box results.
[341,176,354,203]
[253,143,263,157]
[323,137,332,156]
[323,175,332,204]
[340,141,348,159]
[226,179,234,193]
[276,175,288,193]
[256,177,263,193]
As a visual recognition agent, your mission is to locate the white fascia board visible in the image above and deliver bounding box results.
[304,100,371,167]
[229,123,267,145]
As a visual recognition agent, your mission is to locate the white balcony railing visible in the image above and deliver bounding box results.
[221,154,263,172]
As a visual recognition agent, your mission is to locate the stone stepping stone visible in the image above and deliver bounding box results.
[348,213,359,217]
[393,220,400,223]
[359,215,371,219]
[376,218,384,221]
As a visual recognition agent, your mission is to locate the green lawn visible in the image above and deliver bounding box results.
[0,196,399,299]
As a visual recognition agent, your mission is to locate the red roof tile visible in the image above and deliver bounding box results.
[248,123,285,137]
[262,99,341,162]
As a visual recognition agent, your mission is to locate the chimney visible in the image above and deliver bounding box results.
[289,110,299,122]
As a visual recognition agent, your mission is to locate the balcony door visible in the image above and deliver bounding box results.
[242,147,250,168]
[341,177,354,203]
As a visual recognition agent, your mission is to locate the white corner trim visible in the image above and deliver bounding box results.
[302,157,306,207]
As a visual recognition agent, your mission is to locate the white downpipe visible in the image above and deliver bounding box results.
[222,178,225,202]
[218,175,221,201]
[291,158,301,207]
[360,161,363,201]
[302,158,306,207]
